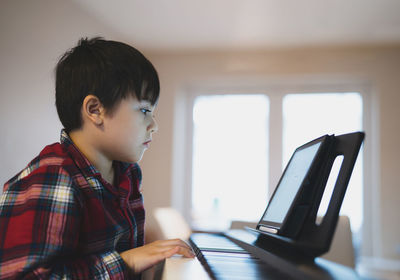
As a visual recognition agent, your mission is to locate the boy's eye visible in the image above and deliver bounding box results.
[140,108,151,116]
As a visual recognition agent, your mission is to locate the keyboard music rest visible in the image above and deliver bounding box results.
[224,229,361,280]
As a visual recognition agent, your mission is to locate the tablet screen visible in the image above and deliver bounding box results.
[261,141,322,225]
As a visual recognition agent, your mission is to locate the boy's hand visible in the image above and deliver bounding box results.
[120,239,195,273]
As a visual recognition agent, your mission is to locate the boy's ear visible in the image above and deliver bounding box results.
[82,95,105,126]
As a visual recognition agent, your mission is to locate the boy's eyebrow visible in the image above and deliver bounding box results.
[137,100,156,109]
[138,100,152,106]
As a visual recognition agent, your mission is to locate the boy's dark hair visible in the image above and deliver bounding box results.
[55,37,160,132]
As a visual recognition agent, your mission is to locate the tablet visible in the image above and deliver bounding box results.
[256,135,331,236]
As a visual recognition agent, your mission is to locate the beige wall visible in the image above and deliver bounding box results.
[1,0,399,265]
[141,46,400,261]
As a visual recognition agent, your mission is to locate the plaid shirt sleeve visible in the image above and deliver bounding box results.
[0,164,129,279]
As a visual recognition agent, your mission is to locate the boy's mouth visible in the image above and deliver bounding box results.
[143,140,152,147]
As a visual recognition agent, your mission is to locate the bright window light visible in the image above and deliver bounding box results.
[192,95,269,230]
[282,92,363,233]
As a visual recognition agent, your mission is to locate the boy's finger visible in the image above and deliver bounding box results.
[163,246,180,258]
[165,239,193,250]
[175,246,195,258]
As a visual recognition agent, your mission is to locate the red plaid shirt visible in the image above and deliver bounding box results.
[0,130,145,279]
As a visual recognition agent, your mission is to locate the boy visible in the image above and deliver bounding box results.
[0,37,194,279]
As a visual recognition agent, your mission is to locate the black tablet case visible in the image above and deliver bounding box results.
[245,132,365,259]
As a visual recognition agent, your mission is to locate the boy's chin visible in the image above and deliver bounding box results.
[124,153,144,164]
[117,149,146,163]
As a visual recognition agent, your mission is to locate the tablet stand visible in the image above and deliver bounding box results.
[244,132,365,260]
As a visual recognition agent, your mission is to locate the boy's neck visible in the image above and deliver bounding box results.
[69,129,114,185]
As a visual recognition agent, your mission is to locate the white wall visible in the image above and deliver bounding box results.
[0,0,123,186]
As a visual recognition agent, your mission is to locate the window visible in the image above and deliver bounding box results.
[191,95,269,230]
[184,86,367,243]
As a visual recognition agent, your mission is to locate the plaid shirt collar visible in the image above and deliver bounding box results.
[59,129,134,197]
[60,129,102,179]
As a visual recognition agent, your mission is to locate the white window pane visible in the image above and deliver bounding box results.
[282,93,363,233]
[192,95,269,230]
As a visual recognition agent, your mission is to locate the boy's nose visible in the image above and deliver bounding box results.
[149,117,158,133]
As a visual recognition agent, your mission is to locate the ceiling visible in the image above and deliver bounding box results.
[73,0,400,51]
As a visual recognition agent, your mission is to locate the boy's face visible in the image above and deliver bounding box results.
[99,95,158,163]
